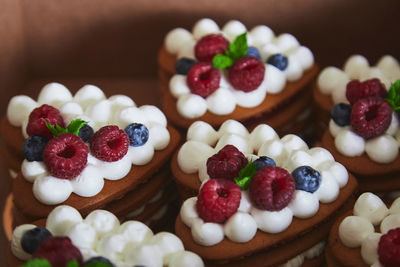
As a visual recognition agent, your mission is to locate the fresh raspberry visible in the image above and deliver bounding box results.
[206,145,248,180]
[228,56,265,92]
[346,78,387,105]
[350,97,392,139]
[187,62,221,97]
[90,125,129,162]
[33,237,83,267]
[43,133,88,179]
[27,104,65,138]
[249,166,295,211]
[378,227,400,267]
[196,179,241,223]
[194,34,229,62]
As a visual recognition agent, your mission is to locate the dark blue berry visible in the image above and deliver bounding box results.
[22,135,49,162]
[266,54,288,71]
[291,166,321,193]
[83,256,114,266]
[331,103,352,126]
[78,124,94,142]
[21,227,52,254]
[246,46,261,60]
[175,58,197,75]
[254,156,276,171]
[124,123,149,147]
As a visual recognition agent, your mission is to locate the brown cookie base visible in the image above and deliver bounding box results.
[12,125,180,223]
[174,174,358,266]
[321,130,400,193]
[326,209,368,267]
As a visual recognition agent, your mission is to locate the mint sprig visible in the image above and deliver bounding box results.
[386,79,400,112]
[66,260,79,267]
[45,118,88,137]
[22,259,52,267]
[22,259,113,267]
[212,32,248,69]
[234,160,257,190]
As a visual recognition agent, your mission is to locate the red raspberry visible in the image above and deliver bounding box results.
[43,133,88,179]
[378,227,400,267]
[346,78,387,105]
[350,97,392,139]
[194,34,229,62]
[187,62,221,97]
[90,125,129,162]
[196,179,241,223]
[27,104,65,138]
[249,166,295,211]
[33,236,83,267]
[228,56,265,92]
[206,145,248,180]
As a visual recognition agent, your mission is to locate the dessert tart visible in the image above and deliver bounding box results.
[158,18,319,138]
[171,120,358,266]
[313,54,400,137]
[8,205,204,267]
[320,77,400,194]
[326,192,400,267]
[2,83,181,228]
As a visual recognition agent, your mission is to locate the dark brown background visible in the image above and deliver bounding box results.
[1,0,399,262]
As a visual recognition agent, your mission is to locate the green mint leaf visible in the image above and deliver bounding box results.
[22,259,52,267]
[66,119,88,136]
[83,262,114,267]
[385,79,400,111]
[66,260,80,267]
[228,32,248,60]
[213,54,234,69]
[234,160,257,190]
[45,121,59,137]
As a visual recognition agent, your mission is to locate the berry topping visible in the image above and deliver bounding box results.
[23,135,49,162]
[254,156,276,171]
[207,145,249,180]
[43,133,88,179]
[350,97,392,139]
[124,123,149,147]
[83,256,115,266]
[331,103,352,126]
[346,78,387,105]
[187,62,221,97]
[33,237,83,267]
[21,227,52,254]
[228,56,265,92]
[378,227,400,267]
[291,166,321,193]
[249,166,295,211]
[194,34,229,62]
[90,125,129,162]
[27,104,64,138]
[78,124,94,143]
[196,179,241,223]
[267,54,289,71]
[246,46,261,60]
[175,58,197,75]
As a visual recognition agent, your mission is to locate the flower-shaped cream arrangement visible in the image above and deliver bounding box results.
[10,205,204,267]
[170,120,358,265]
[327,193,400,267]
[159,18,318,134]
[5,83,180,224]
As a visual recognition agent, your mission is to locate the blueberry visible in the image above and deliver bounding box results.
[246,46,261,60]
[83,256,114,266]
[78,124,94,142]
[124,123,149,147]
[331,103,352,126]
[21,226,52,254]
[291,166,321,193]
[266,54,288,71]
[254,156,276,171]
[22,135,49,161]
[175,58,197,75]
